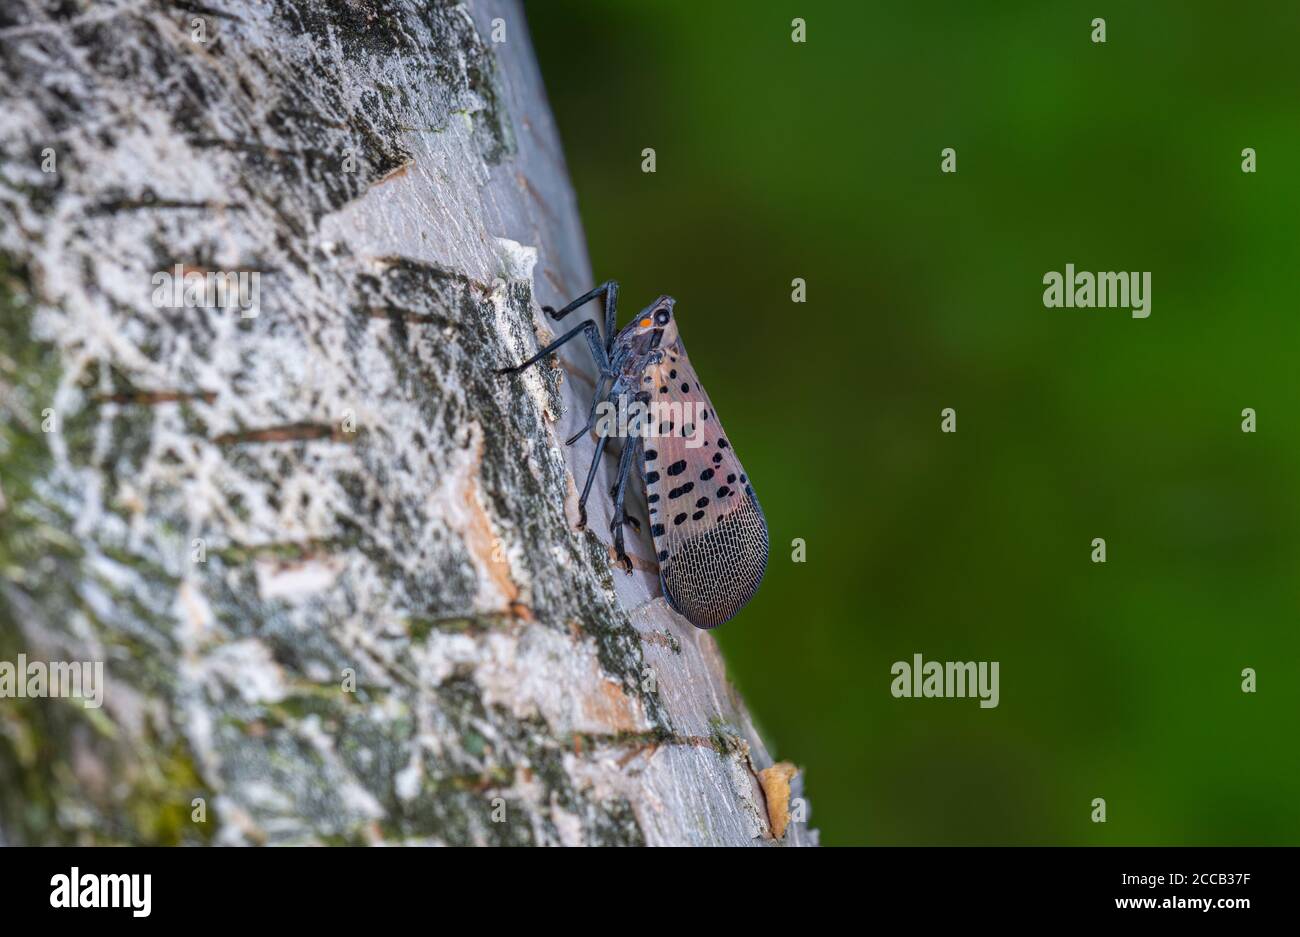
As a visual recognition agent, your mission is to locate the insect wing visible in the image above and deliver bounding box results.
[640,348,767,628]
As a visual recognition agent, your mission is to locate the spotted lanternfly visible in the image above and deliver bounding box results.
[498,280,768,629]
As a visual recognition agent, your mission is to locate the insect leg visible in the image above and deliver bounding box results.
[574,431,610,531]
[609,389,651,497]
[544,280,619,354]
[609,435,642,574]
[496,320,609,375]
[612,389,651,529]
[565,371,614,446]
[609,449,642,532]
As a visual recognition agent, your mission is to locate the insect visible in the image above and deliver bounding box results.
[498,281,768,629]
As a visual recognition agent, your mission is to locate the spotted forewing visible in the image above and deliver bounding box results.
[639,341,768,629]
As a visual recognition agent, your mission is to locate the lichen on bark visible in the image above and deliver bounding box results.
[0,0,815,846]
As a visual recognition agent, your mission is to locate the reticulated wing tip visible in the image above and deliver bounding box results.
[661,490,768,629]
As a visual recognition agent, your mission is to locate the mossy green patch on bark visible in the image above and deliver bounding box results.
[0,255,215,845]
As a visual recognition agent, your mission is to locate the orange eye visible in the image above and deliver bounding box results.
[639,318,652,328]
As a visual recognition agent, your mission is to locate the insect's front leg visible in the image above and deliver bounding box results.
[496,319,610,376]
[543,280,619,355]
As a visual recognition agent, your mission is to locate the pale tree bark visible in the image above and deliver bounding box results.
[0,0,815,846]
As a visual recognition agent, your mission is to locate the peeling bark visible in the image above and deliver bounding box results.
[0,0,815,846]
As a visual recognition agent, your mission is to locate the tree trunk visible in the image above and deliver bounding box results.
[0,0,815,846]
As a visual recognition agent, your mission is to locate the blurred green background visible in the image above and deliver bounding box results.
[527,1,1300,845]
